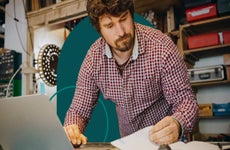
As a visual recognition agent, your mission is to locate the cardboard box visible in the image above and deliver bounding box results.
[187,32,220,49]
[224,54,230,65]
[186,3,217,22]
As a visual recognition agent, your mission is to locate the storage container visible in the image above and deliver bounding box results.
[186,3,217,22]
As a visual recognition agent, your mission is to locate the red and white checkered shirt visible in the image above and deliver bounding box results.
[64,23,198,137]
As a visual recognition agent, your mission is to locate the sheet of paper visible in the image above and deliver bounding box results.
[111,126,220,150]
[111,126,159,150]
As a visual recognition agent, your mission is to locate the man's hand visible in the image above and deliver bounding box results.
[64,124,87,147]
[149,116,180,145]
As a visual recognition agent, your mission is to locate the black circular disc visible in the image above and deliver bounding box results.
[37,44,61,86]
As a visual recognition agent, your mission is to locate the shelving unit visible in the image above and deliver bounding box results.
[178,14,230,141]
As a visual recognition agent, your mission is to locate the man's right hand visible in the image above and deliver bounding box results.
[64,124,87,147]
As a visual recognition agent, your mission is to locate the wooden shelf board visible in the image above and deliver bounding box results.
[184,44,230,59]
[183,16,230,27]
[27,0,88,28]
[191,79,230,87]
[166,30,179,37]
[181,16,230,35]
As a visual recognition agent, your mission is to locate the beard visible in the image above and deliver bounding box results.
[114,33,134,52]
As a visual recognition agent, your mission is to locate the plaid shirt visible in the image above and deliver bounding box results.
[64,23,198,137]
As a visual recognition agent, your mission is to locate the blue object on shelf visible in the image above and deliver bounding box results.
[212,102,230,116]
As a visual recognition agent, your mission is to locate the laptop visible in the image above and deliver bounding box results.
[0,94,74,150]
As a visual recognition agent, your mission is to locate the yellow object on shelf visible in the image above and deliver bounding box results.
[199,104,213,117]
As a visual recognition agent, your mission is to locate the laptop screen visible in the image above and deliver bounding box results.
[0,94,74,150]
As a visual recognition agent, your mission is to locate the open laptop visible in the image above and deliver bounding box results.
[0,94,74,150]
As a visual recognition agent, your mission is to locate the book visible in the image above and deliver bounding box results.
[111,126,219,150]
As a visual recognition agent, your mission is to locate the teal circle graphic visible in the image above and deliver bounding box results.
[57,14,154,142]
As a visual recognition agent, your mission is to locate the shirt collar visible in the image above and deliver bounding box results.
[105,29,139,60]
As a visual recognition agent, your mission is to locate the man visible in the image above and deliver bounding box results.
[64,0,198,147]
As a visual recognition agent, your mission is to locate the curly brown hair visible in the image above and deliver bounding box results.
[86,0,134,32]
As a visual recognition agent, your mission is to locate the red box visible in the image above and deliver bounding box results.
[223,31,230,44]
[186,3,217,22]
[187,32,220,49]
